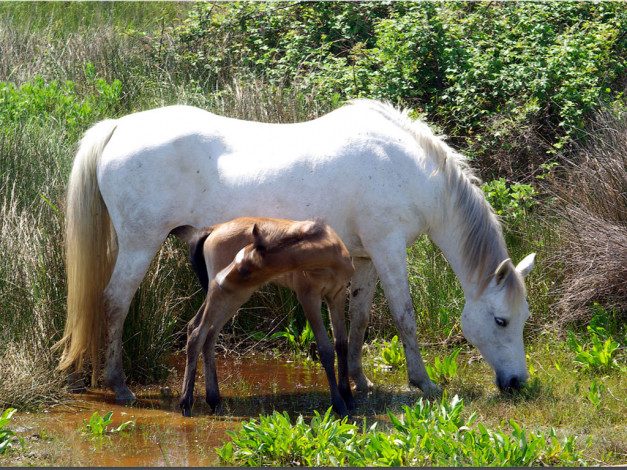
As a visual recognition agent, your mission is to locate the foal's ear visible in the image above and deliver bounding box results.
[251,224,266,253]
[494,258,512,286]
[515,253,536,278]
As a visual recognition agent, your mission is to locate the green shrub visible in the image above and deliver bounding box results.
[0,409,21,455]
[567,324,622,373]
[373,335,405,370]
[171,2,627,178]
[217,394,588,466]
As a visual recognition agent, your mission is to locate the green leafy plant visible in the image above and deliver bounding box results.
[82,411,134,437]
[217,394,588,466]
[481,178,538,222]
[567,324,621,373]
[585,379,605,410]
[373,335,405,369]
[425,348,461,383]
[0,408,22,455]
[272,319,316,358]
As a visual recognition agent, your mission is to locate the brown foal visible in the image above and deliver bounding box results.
[176,217,355,417]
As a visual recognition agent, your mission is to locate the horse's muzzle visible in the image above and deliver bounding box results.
[496,374,525,392]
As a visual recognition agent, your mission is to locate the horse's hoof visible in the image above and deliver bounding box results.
[115,391,137,405]
[181,406,192,418]
[351,374,374,393]
[421,383,443,399]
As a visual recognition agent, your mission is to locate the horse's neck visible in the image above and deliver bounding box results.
[428,218,479,297]
[427,196,507,300]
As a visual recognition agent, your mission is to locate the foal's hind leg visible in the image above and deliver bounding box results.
[347,257,378,392]
[102,241,161,403]
[296,287,349,417]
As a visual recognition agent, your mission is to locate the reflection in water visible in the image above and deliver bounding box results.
[12,355,418,466]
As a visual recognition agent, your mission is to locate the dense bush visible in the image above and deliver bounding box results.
[170,2,627,178]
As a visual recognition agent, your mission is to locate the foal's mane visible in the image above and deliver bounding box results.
[260,218,326,252]
[349,100,525,299]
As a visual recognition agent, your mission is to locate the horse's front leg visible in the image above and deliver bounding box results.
[347,257,378,392]
[364,233,442,398]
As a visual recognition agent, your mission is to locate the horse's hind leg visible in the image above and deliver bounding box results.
[347,257,378,392]
[297,288,349,417]
[102,241,161,403]
[326,287,355,411]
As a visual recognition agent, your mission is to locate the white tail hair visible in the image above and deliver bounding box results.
[53,120,118,386]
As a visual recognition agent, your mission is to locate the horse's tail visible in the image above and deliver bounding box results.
[53,120,118,385]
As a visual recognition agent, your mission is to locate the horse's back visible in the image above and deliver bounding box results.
[95,102,439,252]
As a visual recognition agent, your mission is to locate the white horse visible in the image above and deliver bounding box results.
[56,99,535,402]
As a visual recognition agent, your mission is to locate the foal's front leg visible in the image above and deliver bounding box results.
[297,287,349,418]
[326,287,355,411]
[199,297,243,414]
[180,302,210,417]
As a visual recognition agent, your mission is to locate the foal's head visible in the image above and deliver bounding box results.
[215,220,323,289]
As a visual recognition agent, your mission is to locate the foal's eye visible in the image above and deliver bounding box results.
[237,266,250,278]
[494,317,508,327]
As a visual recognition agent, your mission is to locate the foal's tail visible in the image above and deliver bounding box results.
[53,120,118,384]
[189,228,214,292]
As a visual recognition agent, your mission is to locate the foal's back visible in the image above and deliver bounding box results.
[188,217,353,293]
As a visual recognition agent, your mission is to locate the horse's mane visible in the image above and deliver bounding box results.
[348,100,525,300]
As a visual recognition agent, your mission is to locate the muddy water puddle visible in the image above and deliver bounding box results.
[11,355,418,466]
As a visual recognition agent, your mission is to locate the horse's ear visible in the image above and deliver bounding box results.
[494,258,512,286]
[516,253,536,278]
[252,224,266,253]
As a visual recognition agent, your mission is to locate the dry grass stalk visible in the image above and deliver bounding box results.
[548,107,627,325]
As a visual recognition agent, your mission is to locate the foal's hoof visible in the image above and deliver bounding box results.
[344,394,356,412]
[207,397,223,415]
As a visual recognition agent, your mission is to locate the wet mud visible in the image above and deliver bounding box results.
[11,355,418,466]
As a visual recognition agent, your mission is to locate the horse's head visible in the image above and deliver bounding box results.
[461,253,536,392]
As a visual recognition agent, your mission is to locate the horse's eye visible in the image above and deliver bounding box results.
[495,317,508,327]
